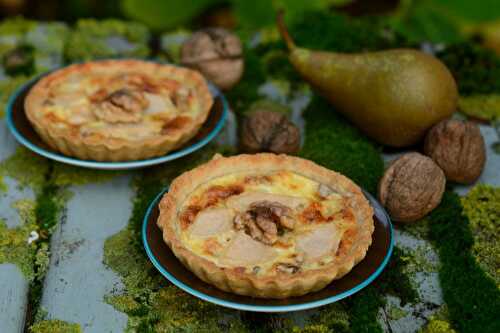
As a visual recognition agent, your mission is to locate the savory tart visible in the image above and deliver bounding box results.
[158,154,374,298]
[25,60,213,161]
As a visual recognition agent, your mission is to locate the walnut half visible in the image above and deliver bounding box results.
[234,201,295,245]
[93,88,149,123]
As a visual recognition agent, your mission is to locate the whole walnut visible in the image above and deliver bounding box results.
[181,28,243,90]
[378,152,446,223]
[424,119,486,184]
[240,103,300,154]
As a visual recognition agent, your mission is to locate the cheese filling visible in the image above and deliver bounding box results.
[178,170,357,276]
[38,71,202,141]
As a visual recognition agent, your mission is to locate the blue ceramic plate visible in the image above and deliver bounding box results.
[6,74,227,170]
[143,188,394,313]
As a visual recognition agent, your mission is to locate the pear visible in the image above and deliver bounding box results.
[277,12,458,147]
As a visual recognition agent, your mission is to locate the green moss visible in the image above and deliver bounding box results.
[297,303,350,332]
[226,47,267,115]
[151,286,248,332]
[387,305,408,320]
[0,17,34,61]
[30,319,81,333]
[300,96,384,194]
[159,29,190,63]
[35,184,69,233]
[346,247,419,333]
[0,175,7,193]
[0,17,36,37]
[244,99,292,115]
[458,94,500,121]
[398,218,432,239]
[104,228,161,300]
[0,199,37,281]
[419,306,456,333]
[25,22,69,73]
[399,244,438,275]
[438,42,500,96]
[64,19,150,62]
[428,191,500,333]
[461,185,500,285]
[0,19,68,77]
[288,11,402,53]
[52,163,121,187]
[0,147,50,191]
[421,320,456,333]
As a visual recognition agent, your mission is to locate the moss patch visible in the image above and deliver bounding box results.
[30,319,81,333]
[428,191,500,333]
[399,244,438,275]
[302,304,350,332]
[461,185,500,285]
[346,247,419,333]
[0,147,50,192]
[438,42,500,96]
[419,306,456,333]
[300,96,384,194]
[64,19,150,61]
[458,94,500,121]
[0,175,7,193]
[225,47,267,115]
[0,199,37,281]
[52,163,121,187]
[288,10,402,53]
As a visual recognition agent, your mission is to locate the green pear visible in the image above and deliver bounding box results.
[277,12,458,147]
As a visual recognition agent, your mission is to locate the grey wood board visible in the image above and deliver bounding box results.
[40,176,132,332]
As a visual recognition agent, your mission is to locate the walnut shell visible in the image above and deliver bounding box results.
[378,152,446,223]
[180,28,243,90]
[424,119,486,184]
[240,110,300,154]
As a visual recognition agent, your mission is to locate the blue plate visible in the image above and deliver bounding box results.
[6,74,227,170]
[143,188,394,312]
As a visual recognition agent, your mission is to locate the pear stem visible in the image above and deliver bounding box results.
[276,10,296,51]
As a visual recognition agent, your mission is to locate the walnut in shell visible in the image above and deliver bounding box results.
[424,119,486,184]
[240,108,300,154]
[378,152,446,223]
[180,28,243,90]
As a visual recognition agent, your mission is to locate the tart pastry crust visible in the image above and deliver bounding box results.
[25,60,213,161]
[158,154,374,298]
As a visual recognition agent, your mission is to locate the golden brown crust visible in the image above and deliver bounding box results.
[158,153,374,298]
[25,60,213,161]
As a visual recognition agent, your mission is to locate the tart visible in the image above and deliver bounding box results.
[25,59,213,161]
[158,153,374,298]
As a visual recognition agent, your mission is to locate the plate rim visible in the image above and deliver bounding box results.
[142,188,394,313]
[6,73,228,170]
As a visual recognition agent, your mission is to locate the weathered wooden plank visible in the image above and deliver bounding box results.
[0,264,28,333]
[0,119,33,333]
[379,229,443,333]
[40,175,132,332]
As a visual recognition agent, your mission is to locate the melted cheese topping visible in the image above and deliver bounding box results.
[178,171,357,276]
[37,69,203,141]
